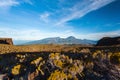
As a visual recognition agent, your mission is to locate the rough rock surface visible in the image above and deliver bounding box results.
[0,51,120,80]
[0,38,13,45]
[96,37,120,46]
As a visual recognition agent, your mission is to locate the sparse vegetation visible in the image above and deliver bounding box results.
[0,44,120,80]
[110,52,120,64]
[11,64,21,75]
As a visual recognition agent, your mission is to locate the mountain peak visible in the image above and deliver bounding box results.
[67,36,76,39]
[22,36,96,45]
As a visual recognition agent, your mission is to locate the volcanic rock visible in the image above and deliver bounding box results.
[0,38,13,45]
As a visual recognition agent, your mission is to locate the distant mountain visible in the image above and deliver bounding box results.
[13,40,32,45]
[24,36,97,45]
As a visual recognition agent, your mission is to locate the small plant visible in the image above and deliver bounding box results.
[48,70,67,80]
[110,52,120,64]
[11,64,21,75]
[31,57,42,65]
[37,61,45,75]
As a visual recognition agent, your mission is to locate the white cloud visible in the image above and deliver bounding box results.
[0,0,33,8]
[74,30,120,40]
[103,22,120,27]
[0,28,43,40]
[39,12,50,23]
[0,0,33,14]
[0,27,74,40]
[55,0,116,25]
[0,27,120,40]
[0,0,19,8]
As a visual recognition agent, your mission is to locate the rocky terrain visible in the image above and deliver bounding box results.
[0,38,13,45]
[0,37,120,80]
[0,48,120,80]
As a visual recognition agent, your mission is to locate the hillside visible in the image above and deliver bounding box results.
[0,38,13,45]
[96,36,120,46]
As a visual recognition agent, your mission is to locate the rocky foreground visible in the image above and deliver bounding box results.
[0,37,120,80]
[0,47,120,80]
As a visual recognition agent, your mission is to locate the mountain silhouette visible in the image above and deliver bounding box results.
[24,36,96,45]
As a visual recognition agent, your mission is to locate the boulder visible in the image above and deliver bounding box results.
[96,37,120,46]
[0,38,13,45]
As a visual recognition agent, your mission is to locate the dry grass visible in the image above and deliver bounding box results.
[0,44,93,54]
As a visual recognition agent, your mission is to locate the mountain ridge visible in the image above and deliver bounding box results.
[23,36,97,45]
[96,36,120,46]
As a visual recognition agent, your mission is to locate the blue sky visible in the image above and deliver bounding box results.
[0,0,120,40]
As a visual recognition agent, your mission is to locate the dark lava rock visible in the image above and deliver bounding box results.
[96,37,120,46]
[0,38,13,45]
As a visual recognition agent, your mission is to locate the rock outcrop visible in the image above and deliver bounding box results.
[0,38,13,45]
[0,51,120,80]
[96,37,120,46]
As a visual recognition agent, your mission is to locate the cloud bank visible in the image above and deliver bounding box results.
[0,27,120,40]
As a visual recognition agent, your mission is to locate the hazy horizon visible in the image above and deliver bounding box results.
[0,0,120,40]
